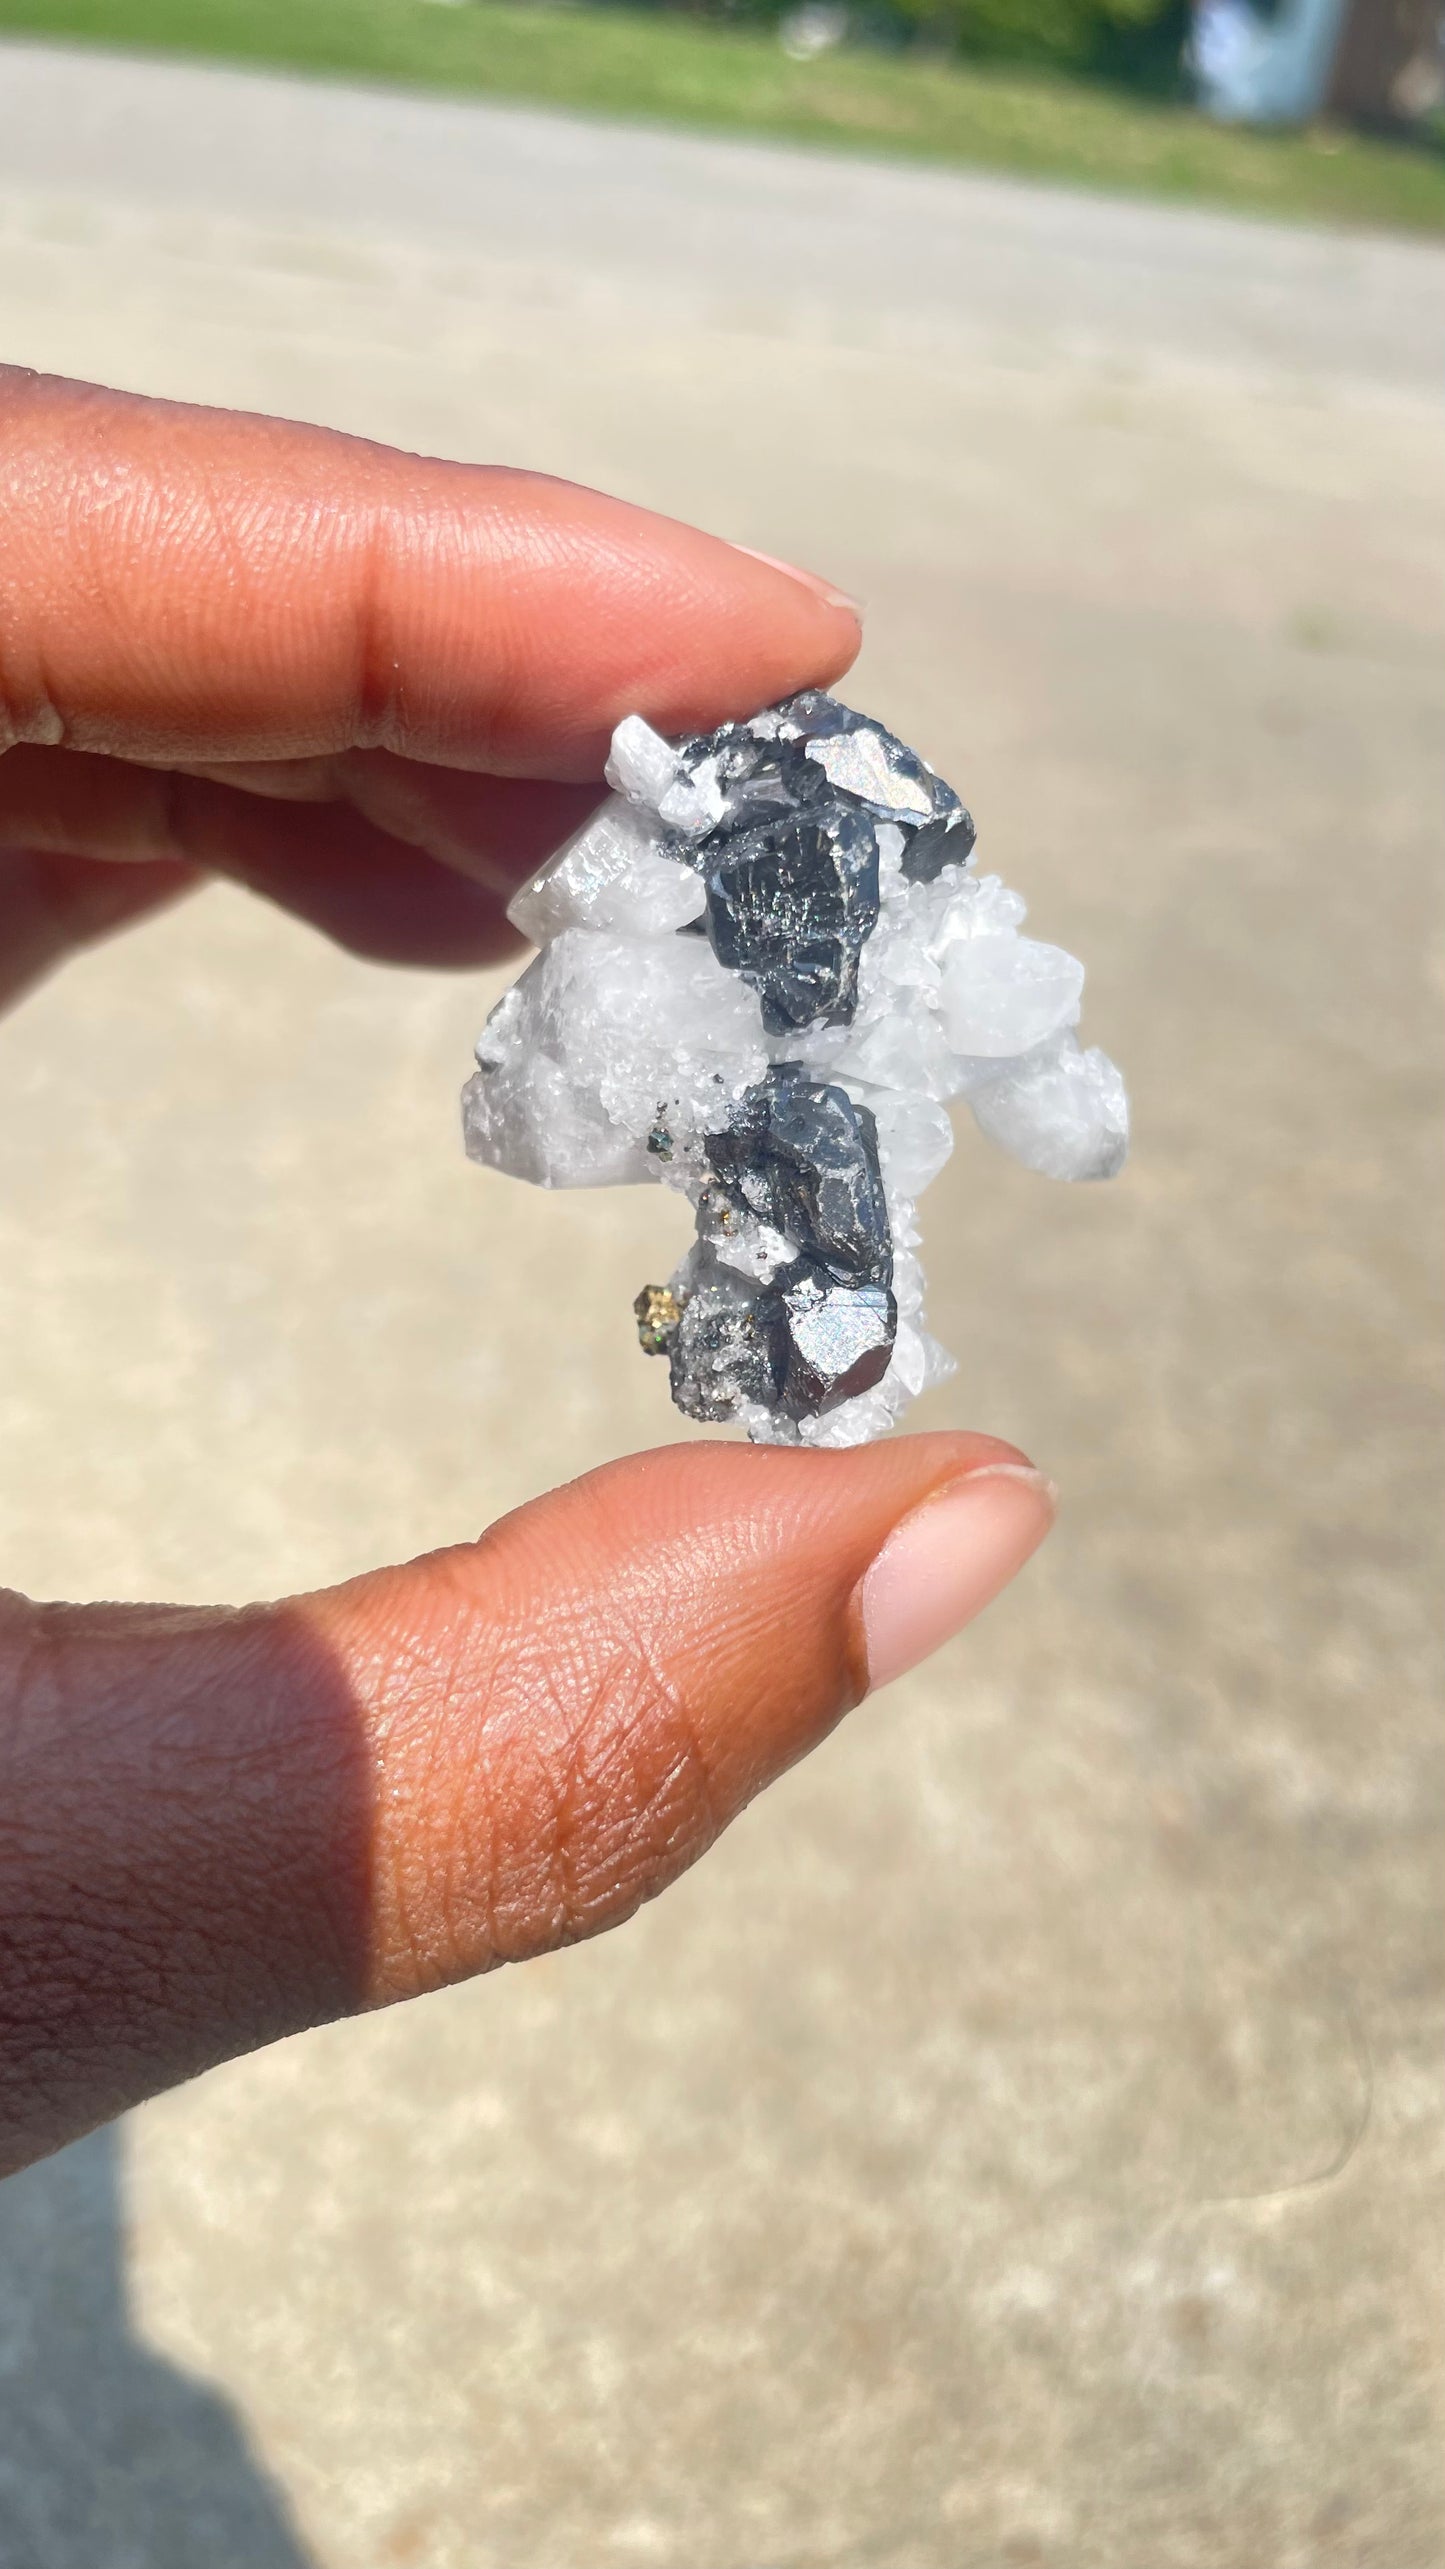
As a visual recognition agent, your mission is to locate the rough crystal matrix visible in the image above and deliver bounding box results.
[462,692,1128,1447]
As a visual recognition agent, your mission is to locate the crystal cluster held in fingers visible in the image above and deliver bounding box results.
[462,691,1128,1447]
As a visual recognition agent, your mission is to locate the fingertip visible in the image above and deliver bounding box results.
[857,1461,1056,1695]
[623,521,865,745]
[457,470,864,768]
[728,543,864,622]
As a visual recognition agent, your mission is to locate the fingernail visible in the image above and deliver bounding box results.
[859,1464,1057,1694]
[731,545,863,619]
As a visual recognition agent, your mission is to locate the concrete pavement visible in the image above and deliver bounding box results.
[0,42,1441,2568]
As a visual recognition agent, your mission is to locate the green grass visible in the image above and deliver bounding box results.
[5,0,1445,232]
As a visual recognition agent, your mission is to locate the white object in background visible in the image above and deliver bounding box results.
[1189,0,1349,123]
[779,2,850,57]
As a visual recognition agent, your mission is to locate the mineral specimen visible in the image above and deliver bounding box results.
[462,693,1128,1447]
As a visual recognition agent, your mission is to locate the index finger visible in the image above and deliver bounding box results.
[0,370,861,779]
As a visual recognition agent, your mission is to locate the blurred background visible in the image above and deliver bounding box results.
[0,9,1441,2567]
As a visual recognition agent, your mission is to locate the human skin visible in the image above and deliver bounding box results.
[0,371,1054,2176]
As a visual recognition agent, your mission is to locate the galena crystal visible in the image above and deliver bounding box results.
[462,693,1128,1448]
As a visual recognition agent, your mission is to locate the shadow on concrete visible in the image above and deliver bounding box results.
[0,2125,313,2567]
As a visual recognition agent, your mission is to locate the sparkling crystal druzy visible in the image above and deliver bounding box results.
[462,693,1128,1448]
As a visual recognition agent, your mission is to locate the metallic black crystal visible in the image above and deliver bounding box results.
[681,691,964,847]
[900,806,977,883]
[669,693,974,1035]
[699,802,880,1035]
[706,1064,892,1288]
[776,1265,896,1414]
[653,691,976,1426]
[691,1067,898,1420]
[668,1252,788,1423]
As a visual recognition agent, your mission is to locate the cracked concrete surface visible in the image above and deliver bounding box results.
[0,42,1441,2569]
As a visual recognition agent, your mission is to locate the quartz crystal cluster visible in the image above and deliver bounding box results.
[462,693,1128,1447]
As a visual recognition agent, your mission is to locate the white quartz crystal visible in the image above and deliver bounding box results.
[968,1031,1130,1181]
[465,922,767,1187]
[939,935,1084,1059]
[507,796,706,943]
[604,713,724,836]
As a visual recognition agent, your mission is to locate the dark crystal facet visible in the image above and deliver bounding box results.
[668,1253,788,1423]
[700,802,880,1034]
[671,693,972,961]
[778,689,860,738]
[685,1066,898,1421]
[705,748,829,840]
[777,1265,897,1415]
[801,723,959,834]
[900,806,977,884]
[678,691,960,834]
[706,1065,892,1287]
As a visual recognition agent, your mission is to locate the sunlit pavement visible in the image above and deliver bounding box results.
[0,41,1441,2569]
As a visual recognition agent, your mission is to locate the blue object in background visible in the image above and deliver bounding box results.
[1189,0,1349,120]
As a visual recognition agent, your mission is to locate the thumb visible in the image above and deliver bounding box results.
[0,1434,1052,2172]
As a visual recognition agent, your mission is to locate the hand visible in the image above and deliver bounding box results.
[0,370,1055,2175]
